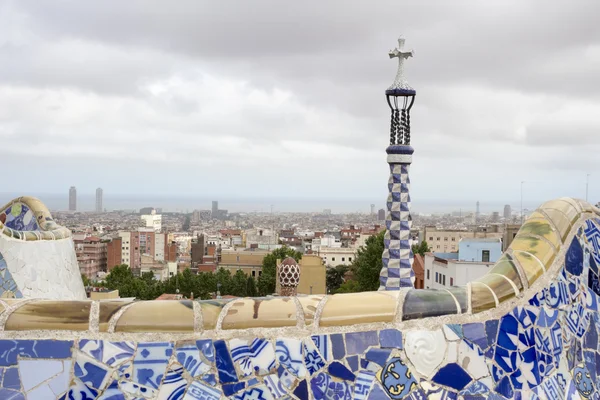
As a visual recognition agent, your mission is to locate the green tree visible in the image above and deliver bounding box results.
[230,269,248,297]
[215,268,233,295]
[335,280,361,293]
[411,240,430,257]
[246,276,258,297]
[81,274,92,287]
[326,265,348,293]
[257,246,302,296]
[105,265,134,291]
[352,230,384,292]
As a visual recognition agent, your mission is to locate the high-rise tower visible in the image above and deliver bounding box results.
[96,188,103,213]
[379,36,416,291]
[69,186,77,211]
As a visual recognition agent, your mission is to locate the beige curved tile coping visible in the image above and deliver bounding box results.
[319,291,399,327]
[5,300,91,331]
[114,301,194,333]
[220,298,297,330]
[0,197,594,333]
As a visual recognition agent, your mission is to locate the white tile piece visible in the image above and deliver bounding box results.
[405,329,447,378]
[458,340,487,379]
[18,359,63,391]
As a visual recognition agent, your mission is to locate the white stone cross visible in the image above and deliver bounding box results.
[388,36,414,91]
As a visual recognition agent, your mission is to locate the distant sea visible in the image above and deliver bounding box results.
[1,193,545,215]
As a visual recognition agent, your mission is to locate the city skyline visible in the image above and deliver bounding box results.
[1,1,599,204]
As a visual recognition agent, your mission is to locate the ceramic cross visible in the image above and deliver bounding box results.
[388,36,414,91]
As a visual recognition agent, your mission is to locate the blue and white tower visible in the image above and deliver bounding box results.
[379,36,416,290]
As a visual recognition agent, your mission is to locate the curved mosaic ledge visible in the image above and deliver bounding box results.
[0,196,71,241]
[2,197,600,399]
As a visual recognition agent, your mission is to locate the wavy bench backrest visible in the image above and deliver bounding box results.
[0,197,597,399]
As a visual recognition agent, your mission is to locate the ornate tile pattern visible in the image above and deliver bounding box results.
[4,215,600,398]
[380,156,415,290]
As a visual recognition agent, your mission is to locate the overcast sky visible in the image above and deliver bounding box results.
[1,0,599,210]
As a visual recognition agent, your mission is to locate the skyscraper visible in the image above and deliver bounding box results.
[69,186,77,211]
[212,201,218,216]
[96,188,103,213]
[504,204,512,219]
[475,201,480,223]
[370,204,375,215]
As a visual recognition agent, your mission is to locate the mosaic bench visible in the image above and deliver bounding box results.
[0,197,598,399]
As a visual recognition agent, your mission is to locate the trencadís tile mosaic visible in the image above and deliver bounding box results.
[3,217,600,399]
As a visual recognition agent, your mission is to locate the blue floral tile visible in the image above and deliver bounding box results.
[233,384,274,400]
[97,380,124,400]
[119,380,157,398]
[312,335,331,361]
[573,365,595,398]
[377,357,417,399]
[133,342,173,389]
[497,314,519,351]
[378,329,402,349]
[345,331,378,356]
[276,339,307,378]
[310,371,352,400]
[214,340,238,384]
[184,380,222,400]
[80,340,135,367]
[304,339,326,376]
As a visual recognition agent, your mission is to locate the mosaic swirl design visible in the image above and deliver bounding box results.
[0,196,71,240]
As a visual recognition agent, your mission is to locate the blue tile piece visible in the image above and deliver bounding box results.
[60,378,99,400]
[0,389,24,400]
[353,370,376,400]
[365,348,391,367]
[328,361,355,381]
[3,368,20,390]
[366,382,389,400]
[485,320,499,347]
[176,343,206,377]
[431,363,471,391]
[330,334,345,359]
[197,339,214,362]
[497,314,519,350]
[463,323,487,350]
[201,374,217,387]
[98,379,125,400]
[223,382,246,396]
[378,329,402,349]
[495,375,514,398]
[293,379,308,400]
[566,236,584,275]
[0,340,73,366]
[446,324,463,339]
[347,355,359,372]
[304,339,325,376]
[185,380,222,400]
[133,342,173,389]
[584,318,598,350]
[214,340,238,384]
[346,331,378,355]
[379,358,417,399]
[74,355,109,390]
[311,335,330,361]
[310,372,352,400]
[276,339,306,378]
[233,384,273,400]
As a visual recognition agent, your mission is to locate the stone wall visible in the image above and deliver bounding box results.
[0,198,598,399]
